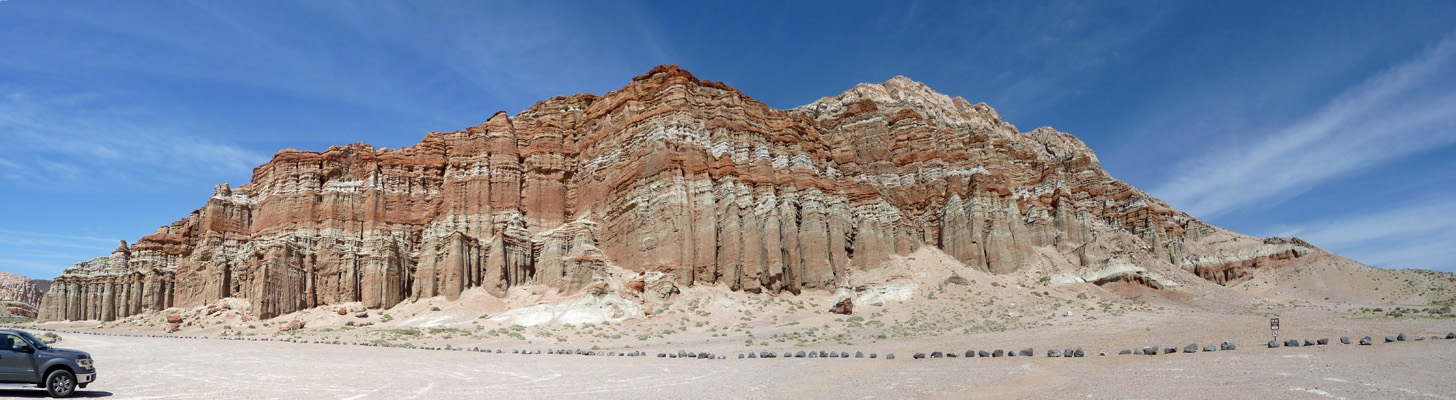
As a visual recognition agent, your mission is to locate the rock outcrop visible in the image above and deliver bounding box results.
[0,272,44,318]
[40,65,1310,322]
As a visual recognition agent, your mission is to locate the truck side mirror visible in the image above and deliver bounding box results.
[19,346,33,354]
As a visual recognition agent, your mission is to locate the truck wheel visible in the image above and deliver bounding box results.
[45,369,77,398]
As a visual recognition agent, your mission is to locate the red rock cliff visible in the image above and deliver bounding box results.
[39,66,1300,321]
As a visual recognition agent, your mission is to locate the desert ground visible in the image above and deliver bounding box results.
[12,250,1456,399]
[6,312,1455,400]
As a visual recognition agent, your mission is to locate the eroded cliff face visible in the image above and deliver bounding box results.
[40,65,1301,321]
[0,272,43,318]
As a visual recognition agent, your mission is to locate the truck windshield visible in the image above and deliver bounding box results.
[17,332,50,350]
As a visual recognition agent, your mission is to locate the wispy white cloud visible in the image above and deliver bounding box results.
[1270,196,1456,270]
[0,89,264,187]
[1151,32,1456,218]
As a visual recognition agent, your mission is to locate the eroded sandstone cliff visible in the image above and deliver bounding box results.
[0,272,43,318]
[40,65,1307,321]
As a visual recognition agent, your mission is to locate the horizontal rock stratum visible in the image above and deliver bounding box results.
[40,65,1316,321]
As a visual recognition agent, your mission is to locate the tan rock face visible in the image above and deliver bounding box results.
[0,272,43,318]
[39,65,1303,322]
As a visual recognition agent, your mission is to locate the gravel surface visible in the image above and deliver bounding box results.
[3,331,1453,399]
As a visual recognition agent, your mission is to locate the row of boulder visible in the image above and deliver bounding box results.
[1118,341,1238,355]
[1269,333,1456,348]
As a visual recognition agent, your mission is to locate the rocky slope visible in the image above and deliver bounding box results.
[40,65,1317,322]
[0,272,43,318]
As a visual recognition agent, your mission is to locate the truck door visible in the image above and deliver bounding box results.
[0,333,38,382]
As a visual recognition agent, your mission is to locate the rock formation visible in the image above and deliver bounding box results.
[40,65,1313,322]
[0,272,44,318]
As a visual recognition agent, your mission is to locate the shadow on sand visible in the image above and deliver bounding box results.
[0,389,113,398]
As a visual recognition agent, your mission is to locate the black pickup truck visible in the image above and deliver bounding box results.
[0,329,95,397]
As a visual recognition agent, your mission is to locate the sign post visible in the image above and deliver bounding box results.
[1270,318,1280,340]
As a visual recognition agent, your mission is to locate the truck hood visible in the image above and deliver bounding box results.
[41,347,91,359]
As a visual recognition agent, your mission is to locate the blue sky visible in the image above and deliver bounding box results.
[2,1,1454,278]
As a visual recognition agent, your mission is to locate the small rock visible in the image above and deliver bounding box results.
[978,350,991,357]
[1447,333,1455,339]
[1064,348,1075,358]
[992,350,1004,358]
[1285,340,1300,347]
[1048,349,1062,357]
[1221,341,1236,351]
[855,351,864,358]
[738,354,745,359]
[1145,346,1159,355]
[1204,345,1217,352]
[1184,344,1199,353]
[913,352,926,359]
[1397,333,1407,341]
[1302,340,1315,347]
[1340,337,1351,344]
[1385,336,1397,343]
[1165,347,1178,354]
[946,352,958,358]
[796,351,806,358]
[870,353,877,359]
[1317,338,1329,345]
[1133,349,1143,355]
[1119,350,1132,355]
[886,353,895,360]
[830,298,854,315]
[930,351,943,358]
[1074,348,1085,357]
[1360,337,1372,345]
[964,350,975,358]
[1017,348,1033,357]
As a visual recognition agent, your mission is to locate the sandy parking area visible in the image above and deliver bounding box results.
[3,329,1453,400]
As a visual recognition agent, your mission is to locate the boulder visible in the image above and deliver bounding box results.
[930,351,943,358]
[978,350,991,357]
[1284,340,1299,347]
[1397,333,1407,341]
[1269,341,1281,348]
[338,308,348,316]
[947,352,958,358]
[1385,336,1396,343]
[965,350,975,358]
[992,350,1004,358]
[1119,350,1132,355]
[1303,340,1315,346]
[1048,349,1062,357]
[819,351,828,358]
[1317,338,1328,345]
[855,351,864,358]
[1165,347,1178,354]
[166,322,180,333]
[1360,336,1372,345]
[830,298,854,315]
[870,353,878,359]
[796,351,806,358]
[1145,346,1159,355]
[886,353,895,360]
[1340,337,1351,344]
[1133,349,1143,355]
[1221,341,1236,351]
[747,352,756,359]
[738,354,745,359]
[808,352,818,358]
[913,352,926,359]
[1203,345,1217,352]
[1074,348,1085,358]
[1184,344,1199,353]
[1447,333,1455,339]
[166,315,182,324]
